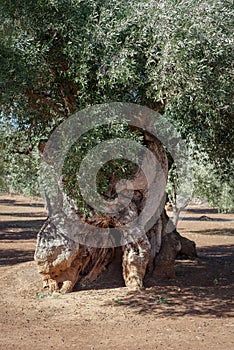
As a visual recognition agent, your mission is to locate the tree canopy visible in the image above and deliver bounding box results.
[0,0,233,197]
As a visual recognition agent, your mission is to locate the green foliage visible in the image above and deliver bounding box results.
[167,163,193,208]
[167,145,234,213]
[193,157,234,213]
[62,122,143,214]
[0,0,233,198]
[0,120,40,196]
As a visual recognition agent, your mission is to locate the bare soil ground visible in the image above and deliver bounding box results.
[0,194,233,350]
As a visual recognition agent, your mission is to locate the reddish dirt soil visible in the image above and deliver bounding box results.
[0,194,233,350]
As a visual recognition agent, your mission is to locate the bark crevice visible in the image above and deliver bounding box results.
[35,133,197,293]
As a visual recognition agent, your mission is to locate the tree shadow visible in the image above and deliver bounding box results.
[0,229,39,240]
[190,228,234,236]
[0,219,45,230]
[0,219,46,240]
[0,248,35,266]
[174,245,234,286]
[0,198,44,208]
[197,244,234,259]
[0,199,16,205]
[186,208,219,214]
[106,284,233,318]
[99,244,234,318]
[10,202,44,208]
[180,217,233,222]
[0,212,46,217]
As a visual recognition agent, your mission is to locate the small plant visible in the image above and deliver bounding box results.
[213,278,219,286]
[157,296,168,304]
[113,297,123,304]
[35,292,52,299]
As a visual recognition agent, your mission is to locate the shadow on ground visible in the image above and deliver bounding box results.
[0,220,45,232]
[0,212,46,218]
[189,228,234,236]
[0,198,44,207]
[0,229,40,240]
[76,244,234,320]
[0,248,35,265]
[186,208,219,214]
[0,195,233,320]
[180,217,233,222]
[107,283,233,318]
[102,245,234,318]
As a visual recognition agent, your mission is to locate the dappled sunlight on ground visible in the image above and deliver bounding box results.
[0,195,233,350]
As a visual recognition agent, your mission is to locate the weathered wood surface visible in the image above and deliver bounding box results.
[35,133,197,293]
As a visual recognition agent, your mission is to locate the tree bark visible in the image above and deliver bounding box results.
[35,133,197,293]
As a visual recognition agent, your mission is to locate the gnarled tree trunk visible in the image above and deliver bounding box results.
[35,133,197,293]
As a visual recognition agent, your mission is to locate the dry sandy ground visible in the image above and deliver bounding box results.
[0,194,233,350]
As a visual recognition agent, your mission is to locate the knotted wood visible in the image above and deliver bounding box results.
[35,133,197,293]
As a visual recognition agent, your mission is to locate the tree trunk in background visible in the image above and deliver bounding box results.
[35,133,197,293]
